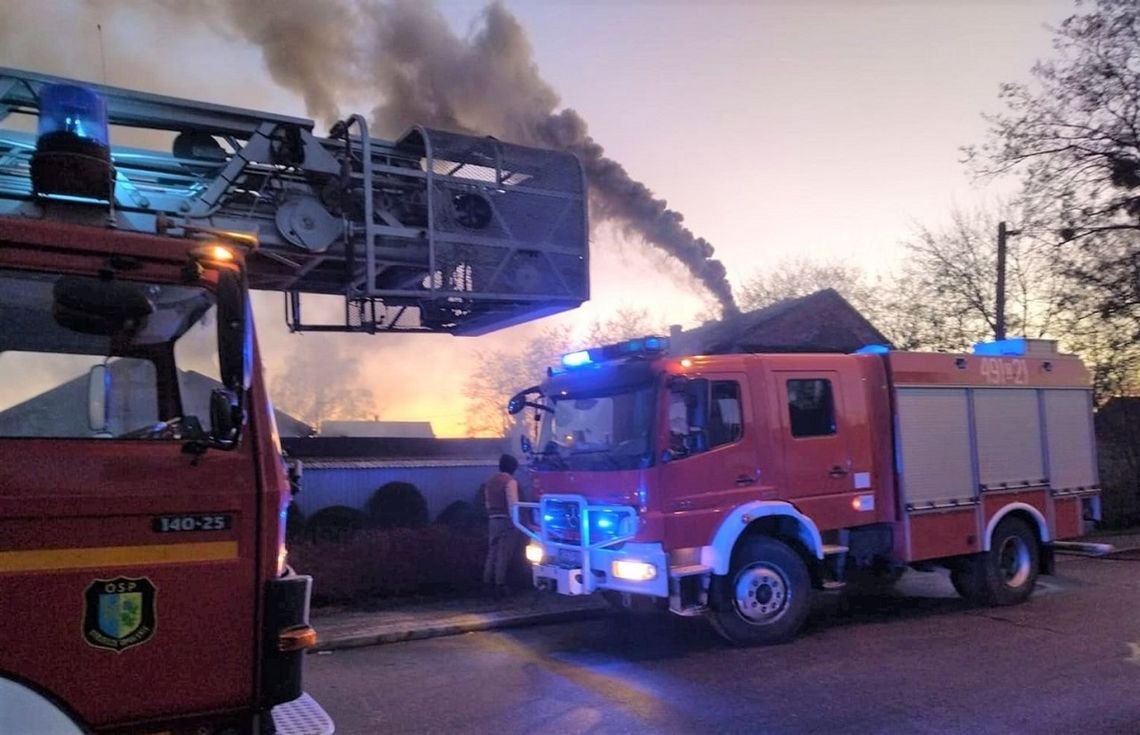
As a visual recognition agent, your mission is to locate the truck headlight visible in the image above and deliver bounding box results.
[612,559,656,581]
[525,543,545,564]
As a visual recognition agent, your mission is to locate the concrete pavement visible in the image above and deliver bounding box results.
[306,554,1140,734]
[312,591,609,651]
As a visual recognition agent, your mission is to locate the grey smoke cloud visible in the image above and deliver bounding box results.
[149,0,360,125]
[369,3,737,312]
[173,0,738,316]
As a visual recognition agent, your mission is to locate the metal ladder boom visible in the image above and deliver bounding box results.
[0,67,588,335]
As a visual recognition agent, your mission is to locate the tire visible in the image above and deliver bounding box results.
[850,563,905,592]
[952,517,1039,606]
[949,568,974,599]
[709,536,812,646]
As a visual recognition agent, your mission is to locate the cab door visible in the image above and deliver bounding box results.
[659,372,760,548]
[773,369,863,501]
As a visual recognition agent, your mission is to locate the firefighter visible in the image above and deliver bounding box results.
[483,453,520,597]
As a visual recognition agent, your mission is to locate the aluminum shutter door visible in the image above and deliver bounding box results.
[895,388,975,505]
[972,389,1045,488]
[1043,389,1097,490]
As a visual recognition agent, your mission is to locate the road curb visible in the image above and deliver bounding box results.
[313,606,609,651]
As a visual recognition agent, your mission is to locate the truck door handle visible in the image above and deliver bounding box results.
[829,466,849,478]
[735,475,756,486]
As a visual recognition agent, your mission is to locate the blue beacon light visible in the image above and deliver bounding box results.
[561,350,593,368]
[38,84,110,146]
[31,83,114,201]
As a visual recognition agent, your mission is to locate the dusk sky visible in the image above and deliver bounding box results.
[0,0,1076,435]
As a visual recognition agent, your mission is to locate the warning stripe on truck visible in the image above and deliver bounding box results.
[0,541,238,572]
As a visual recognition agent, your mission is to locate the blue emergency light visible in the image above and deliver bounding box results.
[558,336,670,371]
[561,350,593,368]
[972,338,1027,356]
[37,84,110,146]
[31,83,114,201]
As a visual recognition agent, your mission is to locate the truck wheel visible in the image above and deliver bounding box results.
[850,563,905,591]
[709,536,811,645]
[952,517,1038,606]
[983,517,1040,605]
[949,568,978,600]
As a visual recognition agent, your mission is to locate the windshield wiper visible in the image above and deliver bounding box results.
[567,448,622,469]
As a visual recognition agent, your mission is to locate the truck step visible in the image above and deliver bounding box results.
[821,544,849,556]
[670,564,712,578]
[1052,541,1114,557]
[272,692,335,735]
[821,580,847,591]
[669,604,709,617]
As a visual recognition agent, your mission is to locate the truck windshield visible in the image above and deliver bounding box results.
[535,384,656,471]
[0,268,222,439]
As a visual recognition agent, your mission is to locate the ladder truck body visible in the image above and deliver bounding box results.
[0,67,586,733]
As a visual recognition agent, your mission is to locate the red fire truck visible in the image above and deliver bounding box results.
[510,336,1101,645]
[0,68,586,733]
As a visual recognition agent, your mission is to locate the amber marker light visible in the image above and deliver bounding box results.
[278,626,318,652]
[208,245,235,262]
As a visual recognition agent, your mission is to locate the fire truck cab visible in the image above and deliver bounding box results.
[511,336,1101,645]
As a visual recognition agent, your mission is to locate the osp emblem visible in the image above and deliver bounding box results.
[83,577,157,652]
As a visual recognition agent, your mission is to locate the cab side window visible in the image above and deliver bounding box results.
[708,381,743,447]
[669,378,743,456]
[786,379,836,437]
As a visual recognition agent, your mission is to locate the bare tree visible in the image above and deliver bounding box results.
[463,323,571,437]
[967,0,1140,329]
[882,207,1064,351]
[463,307,665,437]
[737,259,875,314]
[268,337,377,430]
[881,205,1138,400]
[584,306,663,347]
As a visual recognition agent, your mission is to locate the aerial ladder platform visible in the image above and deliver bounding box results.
[0,67,589,335]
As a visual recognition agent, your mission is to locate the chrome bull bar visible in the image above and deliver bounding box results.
[511,494,639,594]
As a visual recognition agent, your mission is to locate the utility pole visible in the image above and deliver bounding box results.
[995,221,1020,340]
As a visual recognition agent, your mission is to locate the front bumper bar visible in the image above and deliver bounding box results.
[512,495,668,598]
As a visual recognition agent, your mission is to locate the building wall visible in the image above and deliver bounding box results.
[294,460,500,520]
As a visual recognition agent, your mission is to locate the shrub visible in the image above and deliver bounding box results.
[435,500,483,533]
[305,505,368,544]
[367,481,429,529]
[285,502,306,542]
[288,526,487,605]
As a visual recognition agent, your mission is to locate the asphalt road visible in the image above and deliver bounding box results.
[306,556,1140,735]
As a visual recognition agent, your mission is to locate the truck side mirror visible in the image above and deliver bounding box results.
[216,268,249,393]
[209,388,241,446]
[507,385,541,416]
[87,364,108,434]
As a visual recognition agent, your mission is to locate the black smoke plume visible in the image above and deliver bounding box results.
[153,0,739,315]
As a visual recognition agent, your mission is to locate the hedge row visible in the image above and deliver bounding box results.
[288,482,487,544]
[287,524,533,604]
[288,526,489,603]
